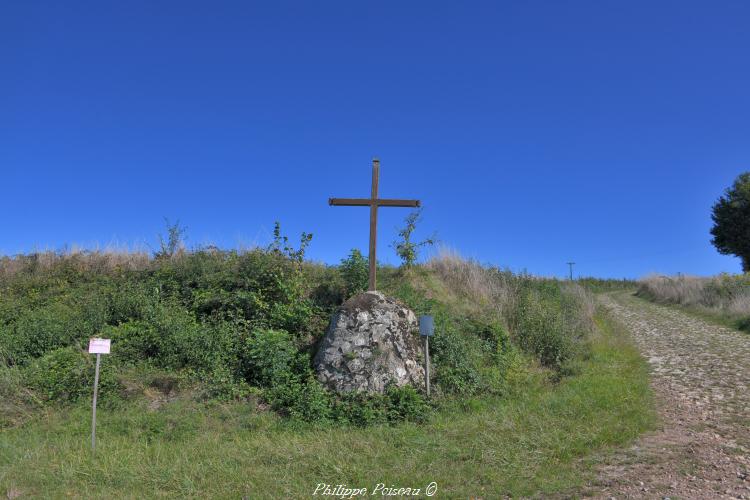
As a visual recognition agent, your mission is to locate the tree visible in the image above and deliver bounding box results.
[711,172,750,272]
[392,209,436,268]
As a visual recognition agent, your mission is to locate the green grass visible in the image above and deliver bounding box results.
[0,306,655,499]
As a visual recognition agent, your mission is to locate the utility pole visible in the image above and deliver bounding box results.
[566,262,575,281]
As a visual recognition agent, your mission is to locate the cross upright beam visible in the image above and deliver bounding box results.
[329,158,421,291]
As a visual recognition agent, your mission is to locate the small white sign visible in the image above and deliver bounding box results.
[88,338,111,354]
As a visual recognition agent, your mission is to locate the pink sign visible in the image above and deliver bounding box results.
[88,338,111,354]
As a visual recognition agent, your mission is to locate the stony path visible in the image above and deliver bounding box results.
[593,293,750,499]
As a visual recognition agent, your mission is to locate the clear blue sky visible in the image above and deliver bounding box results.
[2,1,748,278]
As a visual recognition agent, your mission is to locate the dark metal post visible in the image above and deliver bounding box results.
[567,262,575,281]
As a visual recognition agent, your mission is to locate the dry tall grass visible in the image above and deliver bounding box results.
[425,247,521,317]
[562,281,596,330]
[638,274,750,317]
[425,246,595,324]
[0,248,151,280]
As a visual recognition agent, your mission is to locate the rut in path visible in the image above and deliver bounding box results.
[594,293,750,500]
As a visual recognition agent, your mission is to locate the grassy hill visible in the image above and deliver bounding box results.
[0,231,653,497]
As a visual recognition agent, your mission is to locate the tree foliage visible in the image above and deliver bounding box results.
[711,172,750,272]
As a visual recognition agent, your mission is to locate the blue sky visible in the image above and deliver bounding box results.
[2,1,748,278]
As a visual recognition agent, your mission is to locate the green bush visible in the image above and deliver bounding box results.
[145,304,232,372]
[7,303,92,365]
[339,249,369,297]
[430,326,482,395]
[333,391,389,426]
[385,385,431,423]
[238,328,299,387]
[105,306,238,375]
[514,282,590,369]
[332,386,431,426]
[307,264,347,312]
[265,374,333,423]
[26,347,121,403]
[106,280,160,324]
[202,365,254,401]
[104,320,160,366]
[464,317,510,359]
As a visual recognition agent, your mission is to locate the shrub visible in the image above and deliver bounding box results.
[339,249,369,297]
[463,317,510,359]
[202,365,254,401]
[331,386,431,426]
[430,326,483,395]
[333,391,389,426]
[26,347,121,403]
[307,264,347,312]
[514,286,574,368]
[507,281,593,370]
[265,374,333,423]
[105,305,238,375]
[238,328,299,387]
[146,304,218,371]
[7,303,92,365]
[104,320,160,366]
[106,280,160,324]
[385,385,431,423]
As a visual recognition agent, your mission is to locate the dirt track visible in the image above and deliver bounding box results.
[592,293,750,499]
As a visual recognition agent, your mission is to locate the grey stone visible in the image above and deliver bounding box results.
[314,291,425,393]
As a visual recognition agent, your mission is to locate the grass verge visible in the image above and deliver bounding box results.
[0,305,654,499]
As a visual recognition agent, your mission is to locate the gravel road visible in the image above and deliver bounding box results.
[594,293,749,499]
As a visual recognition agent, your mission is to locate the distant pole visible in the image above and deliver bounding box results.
[567,262,575,281]
[91,353,101,452]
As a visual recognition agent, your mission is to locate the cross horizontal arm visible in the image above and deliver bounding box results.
[329,198,421,207]
[329,198,372,206]
[375,199,421,208]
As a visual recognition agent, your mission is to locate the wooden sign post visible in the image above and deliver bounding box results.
[329,158,421,291]
[88,338,111,453]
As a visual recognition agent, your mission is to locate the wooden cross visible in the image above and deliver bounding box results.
[329,158,420,291]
